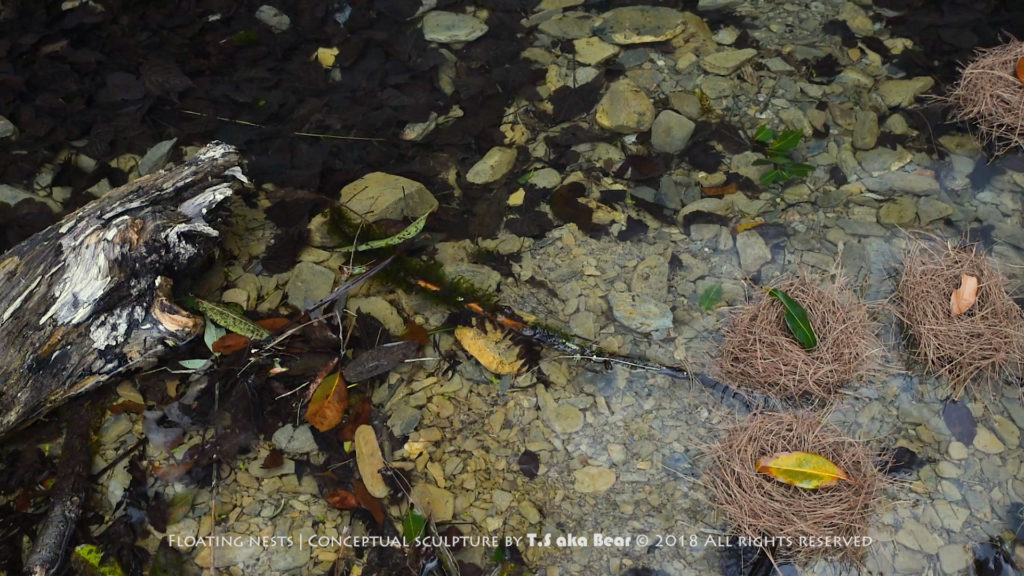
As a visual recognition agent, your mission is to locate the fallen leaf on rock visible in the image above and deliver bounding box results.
[314,46,339,69]
[262,449,285,469]
[951,273,979,315]
[942,399,977,444]
[702,182,737,197]
[305,371,348,432]
[755,451,852,489]
[455,324,523,375]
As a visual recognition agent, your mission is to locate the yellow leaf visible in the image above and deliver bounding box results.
[755,451,852,489]
[455,324,524,375]
[950,274,978,316]
[313,47,339,69]
[306,372,348,432]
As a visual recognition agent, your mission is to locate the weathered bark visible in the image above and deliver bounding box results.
[0,142,247,438]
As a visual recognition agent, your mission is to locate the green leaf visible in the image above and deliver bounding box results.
[193,298,270,340]
[338,210,431,254]
[753,125,775,143]
[751,158,775,167]
[178,358,212,371]
[788,162,814,177]
[202,319,226,353]
[760,169,787,186]
[699,284,723,313]
[769,129,803,154]
[402,508,426,541]
[766,287,818,350]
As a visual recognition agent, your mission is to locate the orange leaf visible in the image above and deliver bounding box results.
[454,324,523,375]
[353,478,385,524]
[401,321,430,346]
[734,221,762,234]
[1017,57,1024,85]
[324,488,359,510]
[950,274,979,316]
[755,451,852,489]
[306,371,348,432]
[212,333,251,354]
[702,182,737,197]
[340,396,372,442]
[258,317,291,332]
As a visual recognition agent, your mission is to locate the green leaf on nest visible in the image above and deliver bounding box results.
[766,287,818,351]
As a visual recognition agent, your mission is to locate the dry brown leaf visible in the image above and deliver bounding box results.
[755,451,853,489]
[212,333,250,354]
[324,488,359,510]
[950,273,979,315]
[305,371,348,432]
[454,324,524,375]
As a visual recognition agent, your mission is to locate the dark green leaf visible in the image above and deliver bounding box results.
[769,130,803,154]
[402,508,426,541]
[753,125,775,143]
[789,162,814,177]
[760,170,787,186]
[766,288,818,350]
[699,284,723,312]
[752,158,775,166]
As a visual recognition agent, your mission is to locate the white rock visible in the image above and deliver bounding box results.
[423,11,488,43]
[466,146,517,184]
[255,5,290,33]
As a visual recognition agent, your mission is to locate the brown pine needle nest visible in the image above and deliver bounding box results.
[717,277,880,402]
[705,412,886,564]
[893,238,1024,396]
[943,39,1024,156]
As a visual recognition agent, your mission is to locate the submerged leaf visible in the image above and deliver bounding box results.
[942,399,977,445]
[305,372,348,432]
[403,508,427,541]
[766,287,818,350]
[193,298,271,340]
[699,284,724,313]
[755,451,852,489]
[455,324,524,375]
[951,274,979,315]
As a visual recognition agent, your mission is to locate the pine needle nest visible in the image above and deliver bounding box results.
[942,39,1024,156]
[705,412,886,564]
[717,277,879,403]
[893,237,1024,396]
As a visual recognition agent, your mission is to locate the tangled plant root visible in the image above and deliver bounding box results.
[893,238,1024,396]
[705,412,885,564]
[943,39,1024,156]
[717,277,879,403]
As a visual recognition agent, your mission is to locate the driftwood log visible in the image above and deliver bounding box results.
[0,141,247,438]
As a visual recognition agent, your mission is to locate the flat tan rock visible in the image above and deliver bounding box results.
[594,6,686,45]
[573,465,616,493]
[595,79,655,133]
[355,425,389,498]
[410,483,455,522]
[339,172,438,222]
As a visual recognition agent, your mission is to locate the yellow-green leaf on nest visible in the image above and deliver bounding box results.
[755,451,852,489]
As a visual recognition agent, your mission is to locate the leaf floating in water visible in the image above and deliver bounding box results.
[765,288,818,350]
[755,451,852,489]
[942,399,977,445]
[305,371,348,432]
[950,273,979,315]
[518,449,540,479]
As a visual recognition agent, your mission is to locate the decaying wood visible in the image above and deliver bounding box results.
[0,142,248,438]
[23,398,99,576]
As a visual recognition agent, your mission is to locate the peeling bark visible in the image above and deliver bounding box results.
[0,142,247,438]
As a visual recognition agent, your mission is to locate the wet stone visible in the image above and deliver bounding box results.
[467,146,517,184]
[651,110,696,154]
[947,441,969,460]
[862,171,940,195]
[916,197,953,224]
[537,387,584,435]
[286,262,334,310]
[839,1,874,36]
[272,424,318,455]
[857,146,912,176]
[735,230,771,273]
[573,466,616,493]
[537,11,598,40]
[594,6,686,45]
[938,543,970,575]
[194,534,262,567]
[0,116,17,139]
[630,255,669,300]
[992,415,1020,449]
[878,196,917,225]
[422,11,488,43]
[608,291,673,334]
[935,461,961,478]
[595,79,655,133]
[974,426,1005,454]
[388,404,422,437]
[699,48,757,76]
[339,172,438,222]
[411,483,455,522]
[876,77,935,108]
[573,36,619,66]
